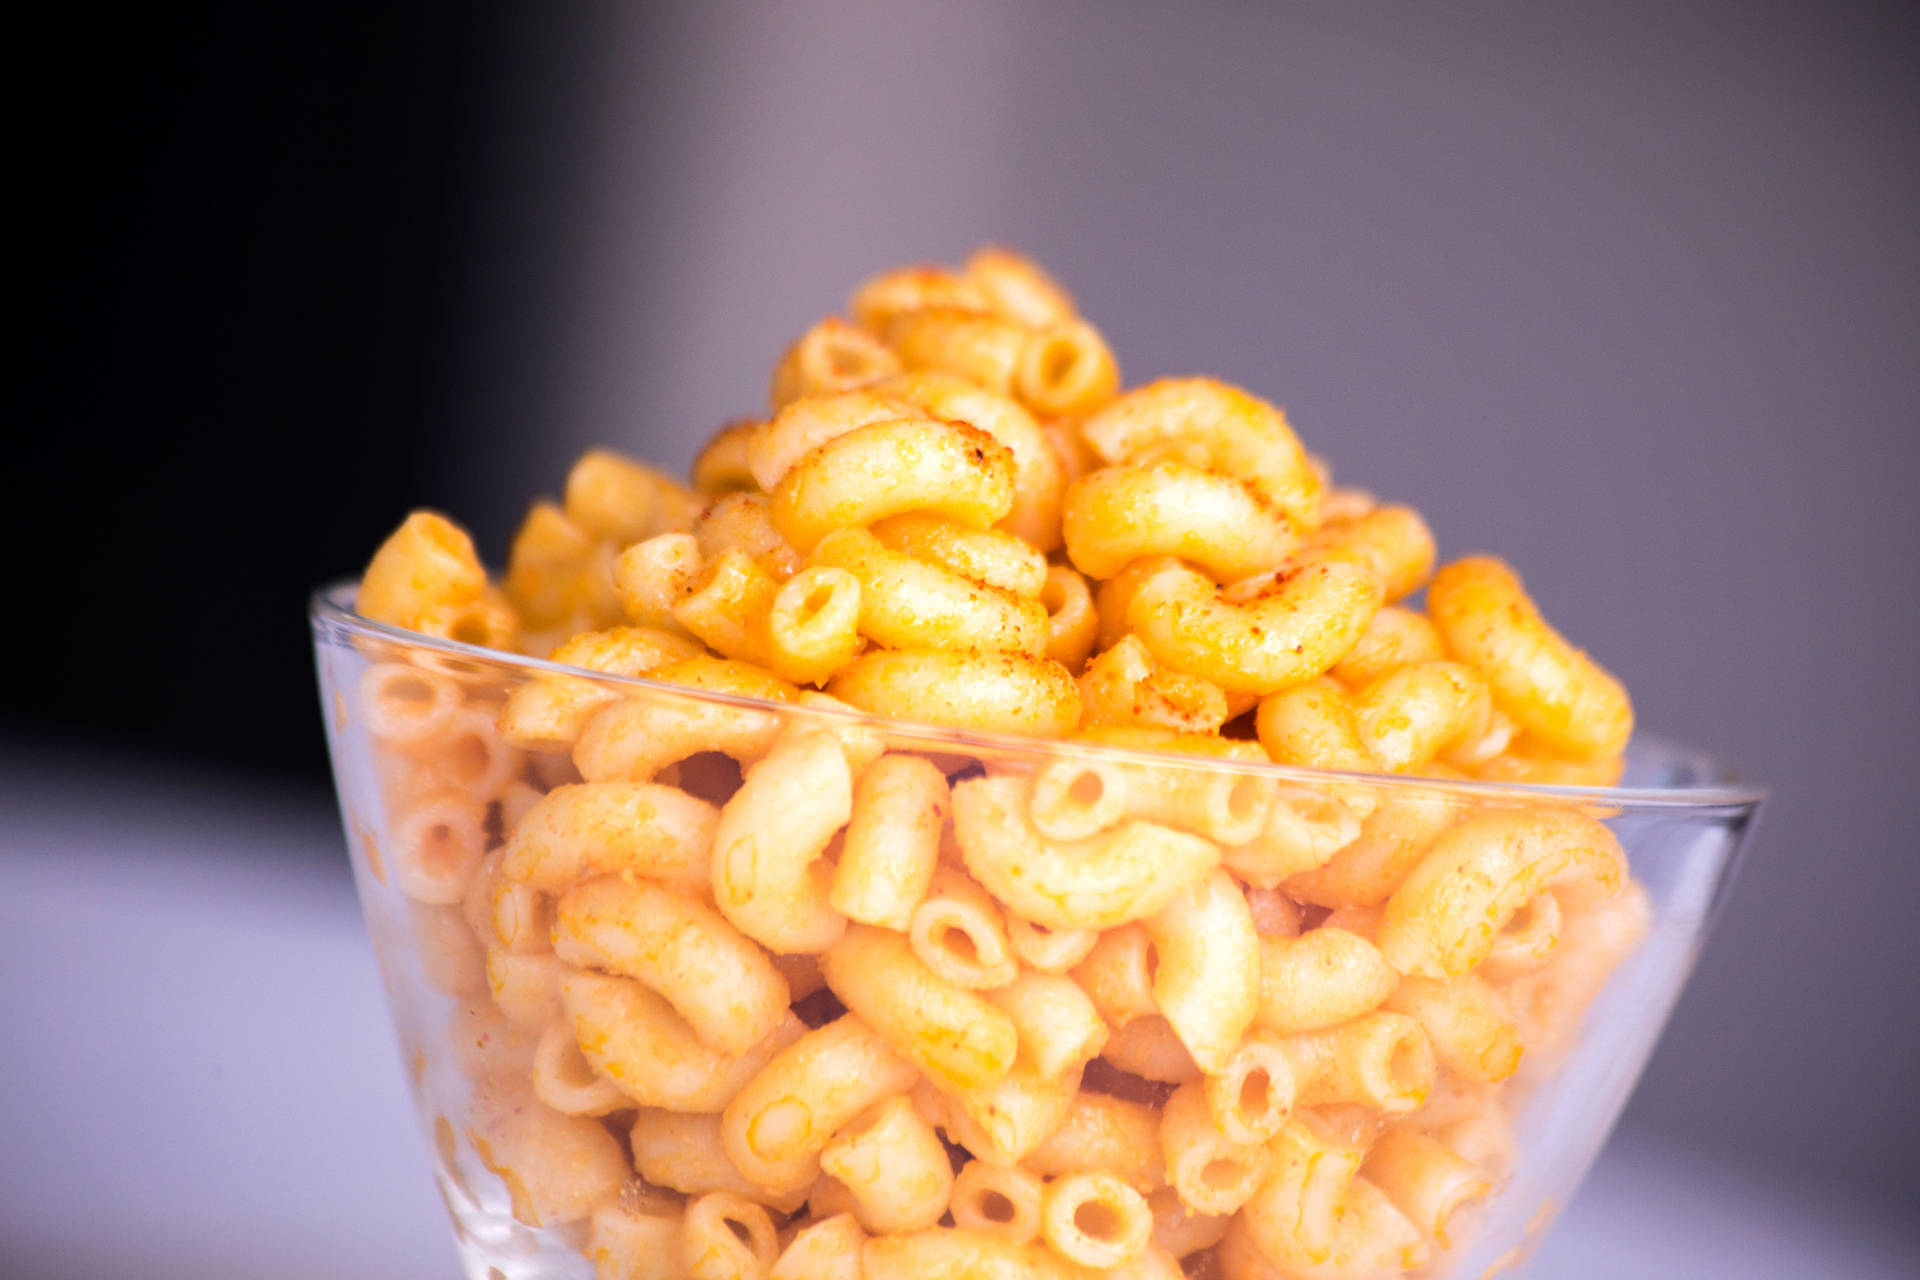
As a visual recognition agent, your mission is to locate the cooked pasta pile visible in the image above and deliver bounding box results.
[350,247,1644,1279]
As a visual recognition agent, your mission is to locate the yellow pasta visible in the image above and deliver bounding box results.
[553,876,790,1055]
[1387,973,1524,1084]
[485,947,564,1029]
[1255,678,1381,776]
[861,1226,1080,1280]
[827,648,1081,737]
[908,865,1018,990]
[1427,555,1633,760]
[831,751,947,930]
[881,306,1029,397]
[690,418,759,496]
[952,774,1220,930]
[849,264,990,332]
[1024,1090,1166,1194]
[587,1201,688,1280]
[1351,660,1494,774]
[694,490,803,579]
[944,1062,1084,1166]
[1221,787,1363,890]
[1064,461,1296,581]
[1017,318,1120,418]
[1284,787,1459,909]
[629,1110,810,1214]
[1330,604,1448,687]
[769,316,902,410]
[611,532,701,634]
[1160,1081,1273,1216]
[562,968,805,1113]
[868,371,1066,550]
[949,1161,1044,1244]
[869,512,1048,597]
[682,1190,778,1280]
[361,662,462,745]
[1361,1129,1491,1250]
[810,527,1046,656]
[712,729,853,954]
[565,448,700,546]
[498,625,701,750]
[505,500,618,634]
[1234,1112,1364,1271]
[1204,1033,1297,1146]
[1301,504,1436,604]
[1377,807,1626,979]
[985,969,1108,1079]
[772,416,1019,555]
[1079,634,1230,735]
[819,1096,955,1234]
[1039,565,1100,673]
[1272,1013,1436,1115]
[719,1013,920,1200]
[770,1213,866,1280]
[502,781,718,894]
[463,1084,629,1229]
[1254,928,1400,1035]
[964,245,1076,327]
[388,792,488,905]
[1128,558,1381,696]
[1004,914,1099,975]
[358,510,487,632]
[1080,377,1322,529]
[1100,1013,1204,1084]
[1147,868,1261,1073]
[821,925,1018,1092]
[530,1022,629,1117]
[1482,887,1564,978]
[1040,1169,1153,1268]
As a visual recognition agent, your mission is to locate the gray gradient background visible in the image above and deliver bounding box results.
[443,2,1917,1204]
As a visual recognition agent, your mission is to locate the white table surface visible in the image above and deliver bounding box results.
[3,760,1915,1279]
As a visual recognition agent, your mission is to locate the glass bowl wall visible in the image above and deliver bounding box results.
[312,584,1761,1280]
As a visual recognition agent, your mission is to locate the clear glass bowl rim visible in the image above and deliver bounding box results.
[311,581,1767,815]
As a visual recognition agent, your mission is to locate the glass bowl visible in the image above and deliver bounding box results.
[311,583,1762,1280]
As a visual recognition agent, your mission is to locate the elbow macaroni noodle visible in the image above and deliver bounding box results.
[342,246,1656,1278]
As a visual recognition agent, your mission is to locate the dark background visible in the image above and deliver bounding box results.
[13,0,1920,1220]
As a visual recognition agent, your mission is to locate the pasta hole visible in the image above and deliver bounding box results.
[1201,1159,1247,1190]
[824,340,877,381]
[724,1215,754,1246]
[1502,896,1550,939]
[1238,1068,1272,1118]
[1227,777,1266,822]
[1037,337,1080,388]
[799,582,837,619]
[421,823,463,876]
[389,675,436,706]
[939,926,982,967]
[1067,769,1106,809]
[556,1039,598,1087]
[447,609,492,647]
[1388,1033,1425,1094]
[980,1191,1016,1223]
[1073,1200,1124,1242]
[1144,943,1160,983]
